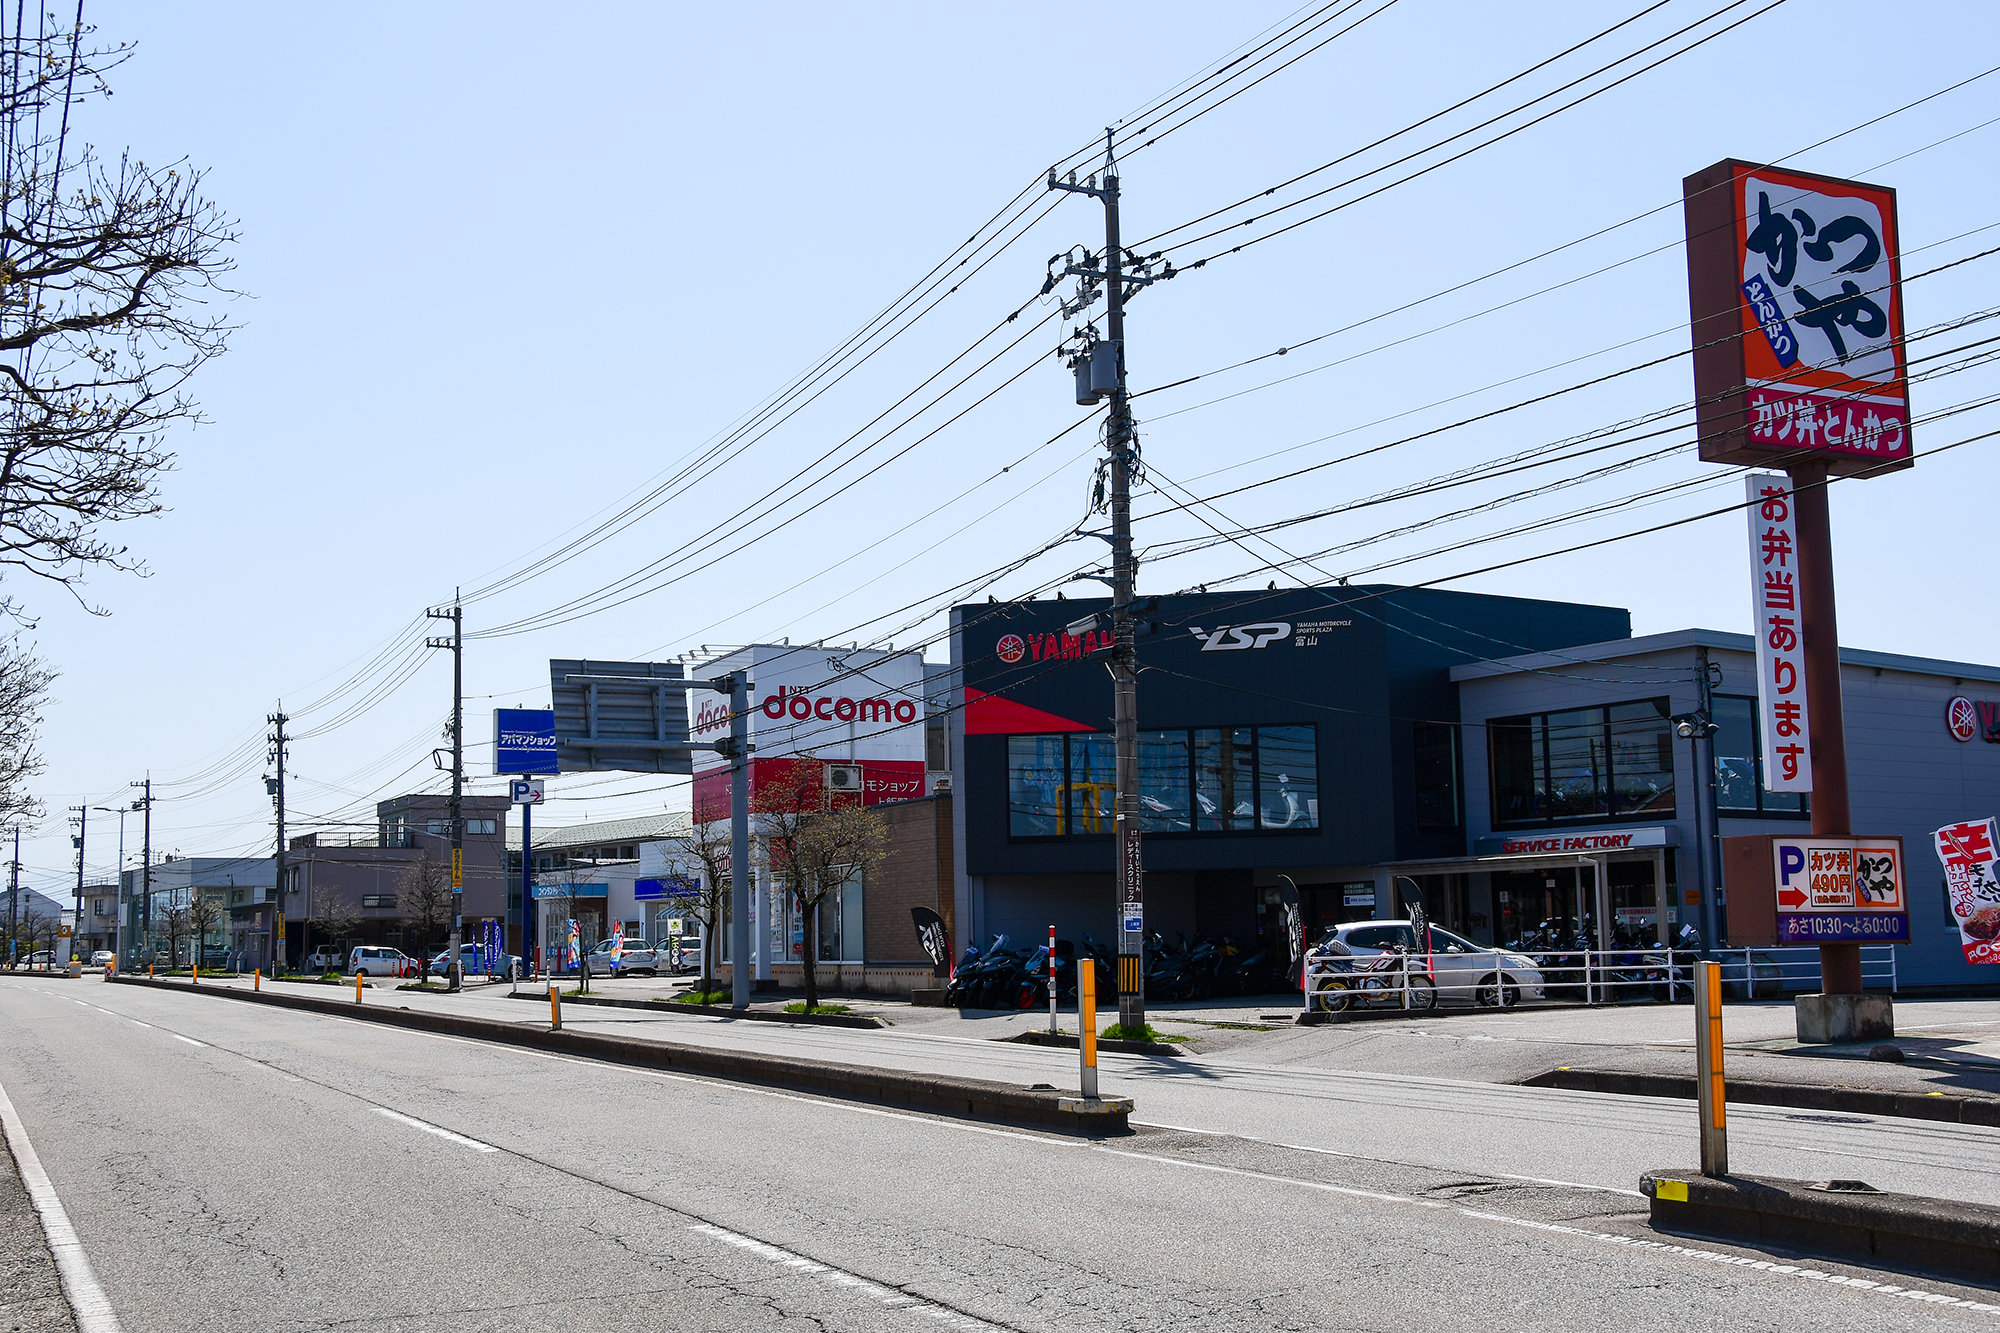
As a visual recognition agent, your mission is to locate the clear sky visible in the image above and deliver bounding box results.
[13,0,1999,892]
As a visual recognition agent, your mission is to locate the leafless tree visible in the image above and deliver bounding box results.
[0,634,50,826]
[548,863,600,994]
[161,894,190,968]
[664,812,732,999]
[184,889,221,968]
[400,855,452,981]
[8,899,52,968]
[313,889,360,973]
[756,762,888,1012]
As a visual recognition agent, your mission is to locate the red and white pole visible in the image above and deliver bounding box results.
[1048,924,1058,1034]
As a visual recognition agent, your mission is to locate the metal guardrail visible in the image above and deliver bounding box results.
[1303,943,1898,1012]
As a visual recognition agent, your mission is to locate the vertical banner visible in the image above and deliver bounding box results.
[1745,474,1811,792]
[1935,818,2000,964]
[1118,824,1143,944]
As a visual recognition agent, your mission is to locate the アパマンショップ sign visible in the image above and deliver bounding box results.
[1683,160,1910,477]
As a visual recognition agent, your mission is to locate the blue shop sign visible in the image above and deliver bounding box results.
[530,882,607,900]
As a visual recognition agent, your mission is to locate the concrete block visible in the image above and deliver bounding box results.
[1795,991,1894,1044]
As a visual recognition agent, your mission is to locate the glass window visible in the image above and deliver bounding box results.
[1712,695,1805,814]
[1194,728,1255,831]
[1489,716,1541,824]
[1414,724,1458,828]
[1007,736,1065,836]
[1544,708,1606,820]
[1256,725,1318,829]
[1608,700,1675,817]
[1137,731,1191,833]
[1065,733,1116,834]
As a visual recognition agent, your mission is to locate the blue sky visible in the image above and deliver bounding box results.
[14,0,1999,890]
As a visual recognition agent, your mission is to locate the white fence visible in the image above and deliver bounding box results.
[1304,944,1898,1013]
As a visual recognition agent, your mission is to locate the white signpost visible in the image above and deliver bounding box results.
[1744,473,1811,793]
[508,778,545,805]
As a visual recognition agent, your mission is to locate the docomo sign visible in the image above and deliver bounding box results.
[759,686,918,726]
[1683,160,1911,477]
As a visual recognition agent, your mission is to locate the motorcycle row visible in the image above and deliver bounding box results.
[943,931,1298,1010]
[1505,917,1705,1001]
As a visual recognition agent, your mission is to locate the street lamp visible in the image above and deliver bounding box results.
[92,803,138,962]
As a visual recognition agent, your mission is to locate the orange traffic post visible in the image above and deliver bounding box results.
[148,963,154,979]
[549,982,561,1031]
[1078,957,1099,1100]
[354,971,364,1003]
[192,963,199,984]
[1695,960,1727,1176]
[253,968,260,992]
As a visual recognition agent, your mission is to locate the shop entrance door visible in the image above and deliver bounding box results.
[1494,868,1588,947]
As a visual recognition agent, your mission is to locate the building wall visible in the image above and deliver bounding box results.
[866,794,952,965]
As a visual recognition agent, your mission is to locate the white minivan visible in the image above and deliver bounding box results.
[347,945,413,978]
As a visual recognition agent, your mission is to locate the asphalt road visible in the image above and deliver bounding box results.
[5,978,2000,1331]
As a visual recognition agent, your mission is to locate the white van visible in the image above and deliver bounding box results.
[347,946,412,978]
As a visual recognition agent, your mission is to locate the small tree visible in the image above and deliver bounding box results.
[185,890,222,969]
[161,894,190,968]
[314,890,361,973]
[548,863,599,994]
[13,902,51,969]
[756,762,889,1012]
[400,856,452,981]
[665,811,732,1000]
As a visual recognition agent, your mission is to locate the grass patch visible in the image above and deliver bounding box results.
[1100,1022,1189,1044]
[670,989,732,1006]
[782,1002,853,1016]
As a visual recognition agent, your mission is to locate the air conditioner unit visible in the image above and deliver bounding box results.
[825,763,863,793]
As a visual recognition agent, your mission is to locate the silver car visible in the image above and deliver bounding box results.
[1326,920,1546,1006]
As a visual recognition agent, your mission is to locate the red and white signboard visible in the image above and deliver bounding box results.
[689,644,927,822]
[1935,817,2000,964]
[1684,160,1911,477]
[1745,474,1811,792]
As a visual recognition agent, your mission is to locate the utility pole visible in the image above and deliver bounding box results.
[267,706,290,972]
[1050,130,1169,1034]
[426,595,465,990]
[69,805,85,963]
[132,778,152,963]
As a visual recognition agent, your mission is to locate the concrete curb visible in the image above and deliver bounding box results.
[106,975,1130,1134]
[1525,1066,2000,1127]
[499,989,887,1029]
[1004,1029,1186,1058]
[1642,1170,2000,1285]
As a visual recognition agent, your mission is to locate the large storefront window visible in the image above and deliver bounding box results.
[1489,699,1675,827]
[1008,725,1318,839]
[1712,695,1806,815]
[1414,723,1460,828]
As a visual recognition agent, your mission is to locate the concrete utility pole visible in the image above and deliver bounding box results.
[69,805,85,963]
[7,826,17,965]
[426,596,466,990]
[268,706,289,972]
[132,778,152,962]
[1050,130,1170,1033]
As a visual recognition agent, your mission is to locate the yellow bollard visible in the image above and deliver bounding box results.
[549,982,561,1031]
[104,957,115,980]
[1078,957,1099,1100]
[148,963,154,979]
[354,971,364,1003]
[192,962,199,984]
[253,968,260,992]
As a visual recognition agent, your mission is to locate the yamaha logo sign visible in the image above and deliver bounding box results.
[996,633,1025,664]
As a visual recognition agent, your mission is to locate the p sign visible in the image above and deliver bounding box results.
[1771,834,1908,943]
[508,778,545,806]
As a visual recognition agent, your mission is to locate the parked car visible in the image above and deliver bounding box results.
[89,950,115,967]
[1320,920,1546,1006]
[428,945,528,979]
[347,946,414,978]
[303,948,344,973]
[22,950,57,967]
[566,937,665,977]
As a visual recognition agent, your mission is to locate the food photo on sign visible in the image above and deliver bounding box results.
[1935,818,2000,962]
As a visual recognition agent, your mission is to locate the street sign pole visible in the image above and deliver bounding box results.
[519,779,533,969]
[727,671,754,1011]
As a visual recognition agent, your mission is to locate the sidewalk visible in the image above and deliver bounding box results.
[183,970,2000,1105]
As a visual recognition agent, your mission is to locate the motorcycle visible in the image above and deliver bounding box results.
[1309,944,1437,1013]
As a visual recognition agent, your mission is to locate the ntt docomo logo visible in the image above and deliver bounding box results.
[762,686,919,726]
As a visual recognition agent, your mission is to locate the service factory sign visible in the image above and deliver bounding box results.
[1771,834,1908,944]
[1684,160,1910,477]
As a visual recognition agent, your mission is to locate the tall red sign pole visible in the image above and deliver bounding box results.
[1684,159,1911,1031]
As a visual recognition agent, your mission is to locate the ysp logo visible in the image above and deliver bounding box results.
[1188,622,1291,652]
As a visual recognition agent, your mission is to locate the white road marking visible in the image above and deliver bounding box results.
[127,1021,151,1030]
[689,1222,1003,1328]
[0,1077,124,1332]
[170,1034,205,1048]
[374,1107,499,1153]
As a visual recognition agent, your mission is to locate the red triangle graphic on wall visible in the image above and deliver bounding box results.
[963,688,1095,736]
